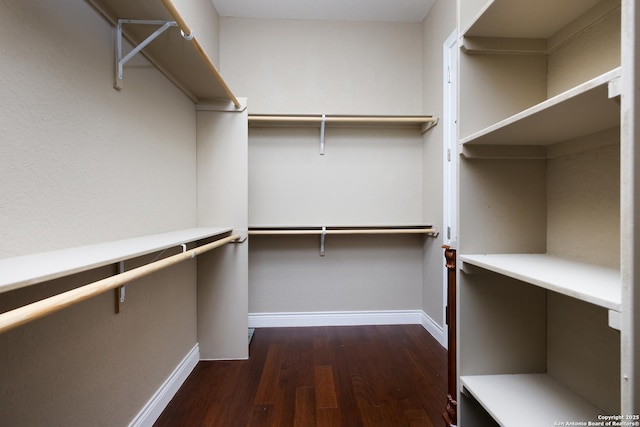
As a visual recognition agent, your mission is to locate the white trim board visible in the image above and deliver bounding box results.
[420,310,447,348]
[128,344,200,427]
[248,310,446,347]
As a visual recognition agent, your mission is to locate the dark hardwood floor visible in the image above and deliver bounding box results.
[154,325,447,427]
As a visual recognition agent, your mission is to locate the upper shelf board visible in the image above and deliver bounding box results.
[463,0,604,38]
[87,0,238,105]
[0,227,232,294]
[461,68,621,147]
[460,253,621,311]
[248,114,436,131]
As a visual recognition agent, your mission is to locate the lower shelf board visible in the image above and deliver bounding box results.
[460,374,605,427]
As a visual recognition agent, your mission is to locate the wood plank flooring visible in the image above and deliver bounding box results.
[154,325,447,427]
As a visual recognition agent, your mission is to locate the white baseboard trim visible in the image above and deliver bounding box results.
[249,309,423,328]
[420,311,447,348]
[249,310,446,346]
[128,344,199,427]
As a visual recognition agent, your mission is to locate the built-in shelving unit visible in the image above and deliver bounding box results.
[0,227,232,294]
[86,0,240,106]
[456,0,626,424]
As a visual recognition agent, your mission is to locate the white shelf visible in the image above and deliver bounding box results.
[463,0,603,38]
[460,374,604,427]
[461,68,621,147]
[460,253,621,311]
[0,227,232,294]
[248,114,435,131]
[87,0,239,105]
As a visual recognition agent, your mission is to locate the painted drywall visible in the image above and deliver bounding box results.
[420,0,456,333]
[0,0,199,425]
[248,127,424,225]
[0,1,197,258]
[219,18,423,115]
[547,3,621,98]
[547,139,620,267]
[248,235,424,313]
[172,0,221,67]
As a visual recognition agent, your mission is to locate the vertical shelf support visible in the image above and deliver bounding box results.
[320,226,327,256]
[115,261,126,313]
[115,19,179,90]
[320,114,326,155]
[421,117,439,133]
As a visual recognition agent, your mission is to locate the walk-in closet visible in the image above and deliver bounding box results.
[1,0,638,426]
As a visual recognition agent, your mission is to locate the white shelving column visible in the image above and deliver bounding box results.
[196,100,249,360]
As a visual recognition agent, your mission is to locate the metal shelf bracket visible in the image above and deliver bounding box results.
[320,114,326,155]
[115,19,183,90]
[421,117,439,133]
[115,261,126,313]
[320,226,327,256]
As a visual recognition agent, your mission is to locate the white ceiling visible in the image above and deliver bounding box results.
[211,0,436,23]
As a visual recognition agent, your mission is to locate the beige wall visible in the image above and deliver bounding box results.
[0,0,199,425]
[0,1,197,258]
[547,4,621,97]
[248,127,424,226]
[172,0,221,66]
[249,235,424,313]
[421,0,457,330]
[220,18,423,114]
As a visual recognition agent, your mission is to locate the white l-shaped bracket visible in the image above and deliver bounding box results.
[116,261,126,313]
[115,19,184,90]
[320,114,326,155]
[320,226,327,256]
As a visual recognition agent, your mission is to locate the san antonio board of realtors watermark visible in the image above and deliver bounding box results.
[555,415,640,426]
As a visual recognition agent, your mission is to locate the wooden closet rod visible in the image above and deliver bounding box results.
[161,0,241,109]
[0,234,241,335]
[249,227,436,236]
[249,115,435,124]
